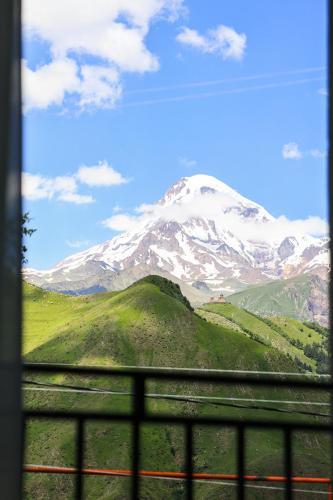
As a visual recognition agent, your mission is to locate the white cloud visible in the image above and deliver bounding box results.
[77,161,129,186]
[22,160,129,203]
[178,156,197,168]
[309,148,327,159]
[22,58,80,112]
[23,0,185,111]
[66,240,91,248]
[78,65,122,109]
[22,173,49,201]
[176,24,247,61]
[282,142,303,160]
[177,28,207,50]
[282,143,327,161]
[273,215,328,237]
[318,88,328,96]
[57,192,94,204]
[102,213,138,232]
[23,59,123,111]
[22,172,94,204]
[102,190,328,241]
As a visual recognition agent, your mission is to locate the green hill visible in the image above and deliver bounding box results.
[227,274,328,326]
[23,280,330,499]
[197,302,328,373]
[24,279,293,370]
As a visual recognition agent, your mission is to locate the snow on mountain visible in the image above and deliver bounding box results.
[24,174,329,297]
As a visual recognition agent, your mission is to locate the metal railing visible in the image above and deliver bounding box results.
[23,363,333,500]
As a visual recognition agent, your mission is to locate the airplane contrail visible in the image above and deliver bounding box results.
[120,76,326,108]
[125,66,326,95]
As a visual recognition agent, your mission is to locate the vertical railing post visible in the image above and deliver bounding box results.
[237,425,245,500]
[132,375,145,500]
[185,424,193,500]
[284,429,293,500]
[75,418,84,499]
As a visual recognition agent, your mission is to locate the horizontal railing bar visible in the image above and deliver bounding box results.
[23,363,333,390]
[138,476,329,496]
[23,465,332,484]
[23,467,331,495]
[22,386,332,406]
[23,409,333,431]
[23,362,331,378]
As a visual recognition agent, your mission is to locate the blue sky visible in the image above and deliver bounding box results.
[23,0,328,269]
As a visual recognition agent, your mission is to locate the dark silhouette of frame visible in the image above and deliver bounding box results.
[0,0,23,498]
[0,1,332,498]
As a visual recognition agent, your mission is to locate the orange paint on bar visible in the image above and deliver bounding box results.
[24,465,332,484]
[24,465,333,498]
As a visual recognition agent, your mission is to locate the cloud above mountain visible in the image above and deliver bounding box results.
[102,184,328,242]
[22,161,129,203]
[22,0,185,111]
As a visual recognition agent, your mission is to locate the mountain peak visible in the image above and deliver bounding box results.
[159,175,274,226]
[160,174,247,207]
[173,174,239,193]
[24,173,328,312]
[182,174,233,189]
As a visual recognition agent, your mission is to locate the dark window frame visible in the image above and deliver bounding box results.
[0,1,332,498]
[0,0,23,498]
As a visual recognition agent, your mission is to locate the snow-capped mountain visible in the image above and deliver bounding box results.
[25,174,329,299]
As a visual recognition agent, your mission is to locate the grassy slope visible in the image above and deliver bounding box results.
[25,281,290,369]
[23,282,330,499]
[227,273,327,324]
[195,309,243,332]
[23,283,118,356]
[227,274,311,316]
[197,302,324,370]
[269,316,324,345]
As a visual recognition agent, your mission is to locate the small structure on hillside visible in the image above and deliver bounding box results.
[209,293,226,303]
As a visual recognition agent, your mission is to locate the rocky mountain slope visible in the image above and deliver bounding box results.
[24,174,329,316]
[228,273,329,326]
